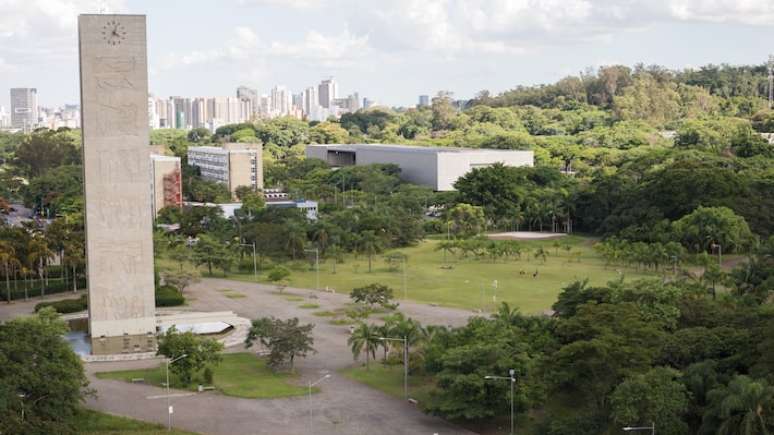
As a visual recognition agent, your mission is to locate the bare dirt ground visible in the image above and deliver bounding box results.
[487,231,568,241]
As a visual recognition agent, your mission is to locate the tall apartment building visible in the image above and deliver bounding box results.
[318,78,337,109]
[150,154,183,218]
[10,88,38,130]
[187,143,263,198]
[237,86,258,120]
[418,95,430,107]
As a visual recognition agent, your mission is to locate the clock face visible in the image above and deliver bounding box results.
[101,19,127,46]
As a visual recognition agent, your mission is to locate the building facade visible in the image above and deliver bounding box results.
[10,88,38,130]
[307,143,534,191]
[187,143,263,198]
[150,154,182,218]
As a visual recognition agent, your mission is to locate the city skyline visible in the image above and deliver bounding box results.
[2,1,774,109]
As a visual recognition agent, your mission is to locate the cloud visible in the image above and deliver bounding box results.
[268,29,369,60]
[235,0,324,9]
[667,0,774,25]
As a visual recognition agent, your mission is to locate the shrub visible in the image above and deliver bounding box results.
[34,294,88,314]
[155,285,185,307]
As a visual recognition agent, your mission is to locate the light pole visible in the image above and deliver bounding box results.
[623,422,655,435]
[401,257,407,300]
[308,374,331,434]
[304,248,319,290]
[166,354,187,431]
[484,369,516,435]
[379,336,408,400]
[710,243,722,267]
[239,242,257,281]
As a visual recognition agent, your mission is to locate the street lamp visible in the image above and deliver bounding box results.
[484,369,516,435]
[401,257,407,300]
[166,354,187,431]
[379,336,408,400]
[623,422,655,435]
[239,242,257,281]
[710,243,722,267]
[304,248,320,290]
[308,373,331,434]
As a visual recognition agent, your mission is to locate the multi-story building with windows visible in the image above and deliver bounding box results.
[150,154,182,218]
[10,88,38,130]
[187,143,263,198]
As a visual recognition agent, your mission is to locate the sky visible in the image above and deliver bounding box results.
[1,0,774,109]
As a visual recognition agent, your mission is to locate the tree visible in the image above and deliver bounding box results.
[0,241,20,302]
[350,283,395,309]
[359,230,384,273]
[610,367,690,435]
[192,234,230,275]
[13,131,80,178]
[310,121,349,144]
[0,308,90,435]
[447,203,486,238]
[156,326,223,386]
[673,206,754,254]
[244,317,315,372]
[702,375,774,435]
[161,270,200,295]
[267,266,290,287]
[348,322,381,369]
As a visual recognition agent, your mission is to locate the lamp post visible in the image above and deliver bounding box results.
[239,242,257,281]
[304,248,319,290]
[623,422,655,435]
[484,369,516,435]
[710,243,722,267]
[379,336,408,400]
[166,354,187,431]
[308,374,331,434]
[401,257,407,300]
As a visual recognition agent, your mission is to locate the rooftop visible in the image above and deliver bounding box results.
[308,143,531,154]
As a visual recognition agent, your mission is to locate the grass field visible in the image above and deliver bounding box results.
[340,364,435,404]
[157,235,657,314]
[95,353,311,399]
[76,409,196,434]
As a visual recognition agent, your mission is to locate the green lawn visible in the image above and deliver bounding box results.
[76,409,196,434]
[157,235,657,314]
[96,353,311,399]
[340,364,435,404]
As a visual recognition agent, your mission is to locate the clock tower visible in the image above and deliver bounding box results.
[78,15,156,354]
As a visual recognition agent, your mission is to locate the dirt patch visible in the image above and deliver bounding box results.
[487,231,568,241]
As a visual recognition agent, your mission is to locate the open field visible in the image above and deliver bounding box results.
[95,353,312,399]
[159,235,656,314]
[76,409,197,434]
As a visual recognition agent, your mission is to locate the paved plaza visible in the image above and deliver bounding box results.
[1,278,478,434]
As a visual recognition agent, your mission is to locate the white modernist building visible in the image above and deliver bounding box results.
[306,143,534,191]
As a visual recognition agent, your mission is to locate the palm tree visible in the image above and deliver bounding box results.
[359,230,383,273]
[0,241,20,303]
[348,322,381,369]
[703,375,774,435]
[493,302,520,326]
[285,223,307,260]
[27,237,53,297]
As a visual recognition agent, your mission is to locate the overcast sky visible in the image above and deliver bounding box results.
[2,0,774,109]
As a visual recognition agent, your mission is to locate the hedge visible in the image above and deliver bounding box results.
[155,285,185,307]
[34,294,88,314]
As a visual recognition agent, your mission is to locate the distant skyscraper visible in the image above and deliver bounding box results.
[418,95,430,107]
[10,88,38,130]
[236,86,258,120]
[363,98,375,109]
[0,106,9,128]
[318,78,337,109]
[303,87,318,117]
[270,85,290,116]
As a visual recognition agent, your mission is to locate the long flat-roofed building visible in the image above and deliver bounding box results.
[306,143,534,191]
[187,143,262,198]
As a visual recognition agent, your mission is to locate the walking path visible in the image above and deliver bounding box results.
[2,279,478,434]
